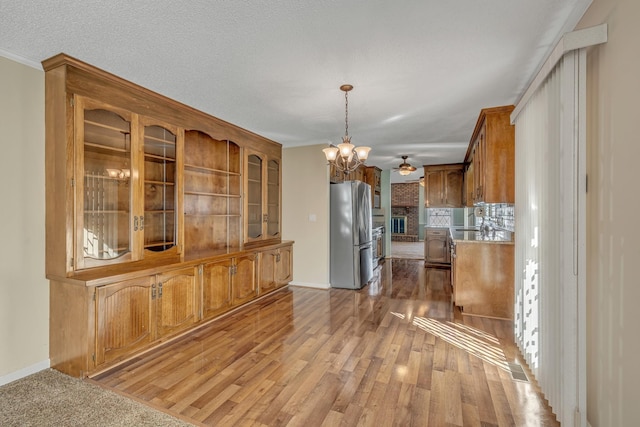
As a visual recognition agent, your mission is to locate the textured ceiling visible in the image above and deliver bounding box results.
[0,0,590,182]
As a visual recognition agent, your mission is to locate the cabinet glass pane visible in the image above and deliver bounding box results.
[267,159,280,237]
[247,154,263,239]
[143,125,176,252]
[83,109,131,260]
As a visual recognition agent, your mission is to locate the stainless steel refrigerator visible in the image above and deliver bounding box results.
[330,181,374,289]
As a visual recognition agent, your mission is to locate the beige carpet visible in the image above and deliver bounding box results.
[389,241,424,260]
[0,369,194,427]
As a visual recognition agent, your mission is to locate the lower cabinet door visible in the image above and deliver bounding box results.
[155,267,199,338]
[259,249,278,294]
[426,236,448,263]
[96,276,155,366]
[275,245,293,286]
[202,259,233,319]
[232,254,257,305]
[259,245,293,295]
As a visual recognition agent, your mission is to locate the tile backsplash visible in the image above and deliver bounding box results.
[478,203,515,232]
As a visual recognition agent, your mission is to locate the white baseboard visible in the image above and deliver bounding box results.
[0,359,51,386]
[289,281,330,290]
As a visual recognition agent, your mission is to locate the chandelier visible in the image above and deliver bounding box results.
[322,84,371,173]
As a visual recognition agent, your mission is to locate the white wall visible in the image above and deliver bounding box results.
[0,56,49,381]
[282,145,330,288]
[576,0,640,425]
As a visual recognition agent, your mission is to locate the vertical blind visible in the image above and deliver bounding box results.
[513,49,586,426]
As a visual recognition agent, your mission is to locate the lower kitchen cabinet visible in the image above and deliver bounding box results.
[259,244,293,294]
[425,228,450,265]
[452,241,514,319]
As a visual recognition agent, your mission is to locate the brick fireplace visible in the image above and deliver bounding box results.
[391,182,420,242]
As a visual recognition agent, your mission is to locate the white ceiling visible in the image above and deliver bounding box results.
[1,0,590,182]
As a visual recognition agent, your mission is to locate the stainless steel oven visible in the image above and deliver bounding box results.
[372,226,384,265]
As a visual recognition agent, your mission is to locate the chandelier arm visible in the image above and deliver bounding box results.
[331,152,363,173]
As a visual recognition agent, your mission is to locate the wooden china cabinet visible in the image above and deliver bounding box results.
[44,53,293,377]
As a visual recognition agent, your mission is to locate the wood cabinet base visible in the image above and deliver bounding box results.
[453,242,514,320]
[49,241,293,378]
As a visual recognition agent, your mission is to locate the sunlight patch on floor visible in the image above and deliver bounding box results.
[391,311,508,371]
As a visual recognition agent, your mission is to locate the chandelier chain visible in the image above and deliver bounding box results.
[344,90,349,138]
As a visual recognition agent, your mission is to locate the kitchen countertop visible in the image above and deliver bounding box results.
[448,226,514,244]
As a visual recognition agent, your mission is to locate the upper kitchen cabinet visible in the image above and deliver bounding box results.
[364,166,381,192]
[464,162,474,207]
[347,164,365,182]
[244,149,281,247]
[363,166,382,208]
[464,105,515,205]
[329,164,367,184]
[423,164,464,208]
[72,96,183,271]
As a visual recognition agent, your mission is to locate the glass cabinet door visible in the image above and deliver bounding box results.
[142,123,177,254]
[246,154,263,239]
[266,159,280,238]
[79,102,133,267]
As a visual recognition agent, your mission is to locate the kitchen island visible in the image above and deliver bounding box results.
[449,227,514,319]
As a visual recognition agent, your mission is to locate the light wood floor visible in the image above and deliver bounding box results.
[93,259,559,426]
[389,241,424,260]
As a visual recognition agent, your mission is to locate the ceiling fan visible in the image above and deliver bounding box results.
[393,155,417,176]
